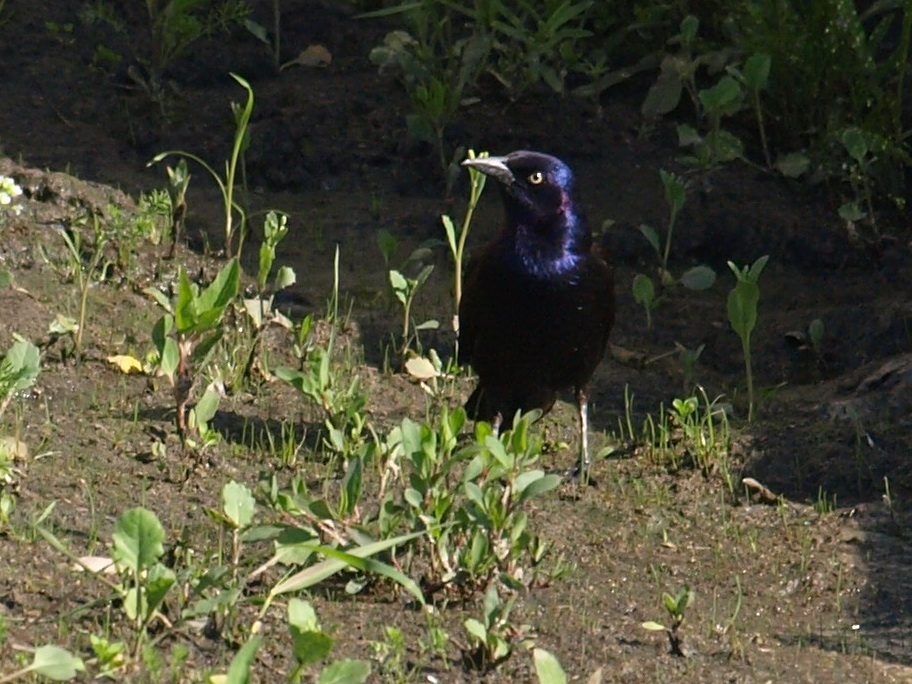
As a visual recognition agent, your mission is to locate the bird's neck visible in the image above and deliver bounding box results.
[504,210,591,278]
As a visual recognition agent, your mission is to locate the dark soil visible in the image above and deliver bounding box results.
[1,1,912,681]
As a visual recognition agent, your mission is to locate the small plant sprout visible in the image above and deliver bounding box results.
[442,148,489,324]
[463,585,523,671]
[149,73,255,258]
[145,258,240,442]
[387,244,439,357]
[642,584,694,657]
[0,335,40,420]
[731,53,772,167]
[240,211,295,382]
[726,255,769,421]
[632,273,657,329]
[165,158,190,258]
[59,214,112,361]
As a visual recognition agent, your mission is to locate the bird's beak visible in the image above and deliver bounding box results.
[461,155,515,185]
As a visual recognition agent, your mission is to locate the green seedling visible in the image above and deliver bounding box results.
[443,148,488,325]
[240,211,296,383]
[838,126,883,237]
[150,73,255,258]
[637,169,685,273]
[695,75,744,166]
[275,347,369,455]
[165,158,190,258]
[0,336,40,420]
[642,584,694,657]
[727,255,769,421]
[145,258,240,440]
[191,480,257,636]
[638,170,716,296]
[243,0,283,72]
[89,634,127,679]
[632,273,657,329]
[463,585,524,671]
[286,599,371,683]
[730,53,772,167]
[388,240,439,357]
[675,341,705,391]
[59,214,112,361]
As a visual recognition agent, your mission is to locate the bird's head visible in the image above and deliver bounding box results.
[462,151,586,244]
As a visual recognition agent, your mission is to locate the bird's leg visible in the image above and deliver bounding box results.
[577,387,590,485]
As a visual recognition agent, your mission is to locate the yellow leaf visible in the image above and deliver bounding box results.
[107,354,144,374]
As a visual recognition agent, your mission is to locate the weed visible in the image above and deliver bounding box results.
[443,148,488,323]
[57,214,112,361]
[239,211,296,383]
[149,73,256,258]
[462,585,525,671]
[0,336,40,420]
[727,255,768,420]
[642,584,694,657]
[145,258,240,442]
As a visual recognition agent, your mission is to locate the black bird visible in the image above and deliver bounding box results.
[458,150,615,480]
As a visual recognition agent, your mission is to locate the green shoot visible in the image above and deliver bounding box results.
[726,255,768,421]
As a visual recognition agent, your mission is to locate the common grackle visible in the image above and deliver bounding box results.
[458,151,615,481]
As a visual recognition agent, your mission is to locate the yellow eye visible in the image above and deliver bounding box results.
[528,171,544,185]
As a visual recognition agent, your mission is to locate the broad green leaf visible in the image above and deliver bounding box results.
[288,598,320,631]
[518,473,561,503]
[291,629,333,667]
[159,337,180,381]
[775,152,810,178]
[698,75,742,115]
[676,123,702,147]
[642,57,683,117]
[637,224,660,254]
[224,635,261,684]
[3,337,40,391]
[679,265,716,290]
[112,507,164,574]
[196,258,241,319]
[840,126,868,163]
[742,53,771,92]
[274,265,296,291]
[464,617,488,643]
[705,129,744,162]
[533,648,567,684]
[632,273,655,306]
[31,644,85,681]
[174,268,197,333]
[0,269,12,290]
[838,201,866,222]
[193,388,221,426]
[145,563,176,614]
[727,281,760,340]
[317,659,372,684]
[222,480,255,529]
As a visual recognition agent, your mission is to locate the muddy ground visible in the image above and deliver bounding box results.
[1,1,912,681]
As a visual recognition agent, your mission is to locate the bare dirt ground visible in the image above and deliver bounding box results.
[1,1,912,681]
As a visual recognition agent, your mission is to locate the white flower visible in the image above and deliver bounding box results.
[0,175,24,213]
